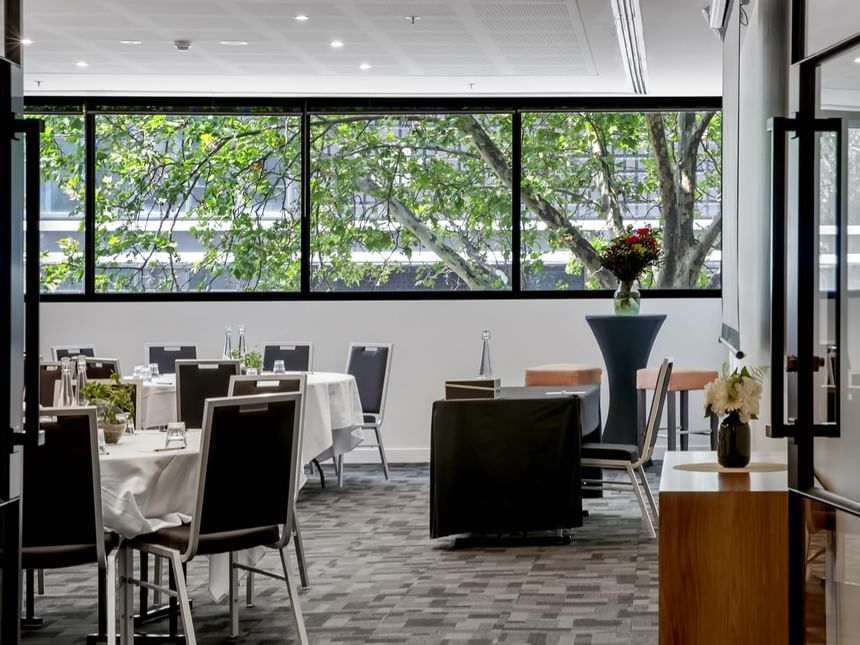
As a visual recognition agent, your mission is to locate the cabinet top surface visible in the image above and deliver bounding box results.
[659,451,788,493]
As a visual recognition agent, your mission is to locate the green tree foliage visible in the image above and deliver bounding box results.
[34,109,721,293]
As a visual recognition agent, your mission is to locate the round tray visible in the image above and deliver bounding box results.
[673,462,787,474]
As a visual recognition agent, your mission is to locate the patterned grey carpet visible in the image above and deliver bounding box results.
[21,464,660,644]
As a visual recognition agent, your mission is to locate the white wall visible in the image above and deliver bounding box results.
[732,0,790,450]
[40,297,723,462]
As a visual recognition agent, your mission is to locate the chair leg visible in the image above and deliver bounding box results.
[337,454,345,487]
[278,547,310,645]
[167,550,196,645]
[637,465,659,521]
[667,392,677,451]
[246,571,255,607]
[106,553,117,645]
[680,390,689,451]
[293,511,310,590]
[374,426,390,480]
[626,463,656,539]
[37,569,45,595]
[153,555,162,606]
[229,552,240,637]
[709,413,719,450]
[119,548,134,645]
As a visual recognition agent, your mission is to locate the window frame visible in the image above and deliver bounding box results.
[27,95,722,302]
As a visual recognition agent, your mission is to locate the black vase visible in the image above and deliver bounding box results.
[718,413,751,468]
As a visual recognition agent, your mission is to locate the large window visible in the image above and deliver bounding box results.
[521,111,722,290]
[310,113,512,291]
[32,113,85,293]
[95,114,301,292]
[30,100,722,298]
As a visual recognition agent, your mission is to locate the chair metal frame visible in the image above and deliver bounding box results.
[261,341,314,372]
[174,359,240,428]
[143,343,200,375]
[34,407,118,644]
[51,345,96,360]
[228,374,311,593]
[338,342,394,485]
[581,358,673,539]
[118,393,308,645]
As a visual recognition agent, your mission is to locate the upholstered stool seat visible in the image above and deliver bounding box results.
[636,367,719,450]
[525,363,602,387]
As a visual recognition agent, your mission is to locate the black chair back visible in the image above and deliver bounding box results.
[228,375,303,397]
[23,408,105,564]
[53,346,96,360]
[346,343,391,416]
[84,357,121,380]
[190,393,301,555]
[262,343,312,372]
[176,360,240,430]
[39,362,62,407]
[147,344,198,375]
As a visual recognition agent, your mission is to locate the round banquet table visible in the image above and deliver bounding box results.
[137,371,365,463]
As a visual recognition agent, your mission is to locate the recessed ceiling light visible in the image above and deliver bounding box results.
[359,63,372,70]
[855,57,860,63]
[294,14,309,21]
[20,38,33,45]
[219,40,248,46]
[75,61,89,68]
[406,15,421,24]
[120,40,142,45]
[330,40,344,48]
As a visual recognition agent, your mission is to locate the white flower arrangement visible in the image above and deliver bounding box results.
[704,365,766,424]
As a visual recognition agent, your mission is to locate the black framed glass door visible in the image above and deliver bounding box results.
[774,3,860,642]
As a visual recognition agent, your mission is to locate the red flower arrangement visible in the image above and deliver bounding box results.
[600,226,662,284]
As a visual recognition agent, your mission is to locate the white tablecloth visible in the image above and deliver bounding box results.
[138,371,365,461]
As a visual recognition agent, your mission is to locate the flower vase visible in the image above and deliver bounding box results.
[718,412,751,468]
[613,280,641,315]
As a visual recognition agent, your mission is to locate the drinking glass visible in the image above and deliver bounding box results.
[164,421,187,449]
[273,360,286,374]
[97,427,106,454]
[246,367,259,376]
[140,365,152,382]
[148,363,160,379]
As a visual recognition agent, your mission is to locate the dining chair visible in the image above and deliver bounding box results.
[145,343,199,376]
[38,361,62,407]
[83,357,122,380]
[23,407,118,643]
[228,374,311,591]
[262,342,313,372]
[581,357,673,539]
[342,342,393,485]
[51,345,96,360]
[119,393,309,645]
[175,359,240,430]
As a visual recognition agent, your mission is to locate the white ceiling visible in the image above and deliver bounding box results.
[22,0,722,96]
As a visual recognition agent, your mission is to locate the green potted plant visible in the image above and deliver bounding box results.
[81,373,135,444]
[231,348,263,375]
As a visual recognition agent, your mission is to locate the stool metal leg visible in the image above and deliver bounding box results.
[680,390,689,451]
[666,392,677,451]
[637,389,647,450]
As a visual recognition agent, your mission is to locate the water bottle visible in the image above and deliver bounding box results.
[75,356,88,406]
[237,325,247,357]
[479,330,493,378]
[223,325,233,359]
[59,357,75,407]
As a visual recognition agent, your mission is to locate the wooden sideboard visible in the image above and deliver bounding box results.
[659,451,788,644]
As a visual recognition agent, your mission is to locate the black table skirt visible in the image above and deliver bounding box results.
[430,385,600,539]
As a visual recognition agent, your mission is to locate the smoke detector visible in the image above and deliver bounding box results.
[173,39,192,52]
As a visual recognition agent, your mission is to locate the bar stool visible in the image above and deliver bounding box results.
[636,367,719,450]
[525,363,602,387]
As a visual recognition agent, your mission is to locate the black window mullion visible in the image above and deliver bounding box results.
[300,104,311,295]
[84,111,96,296]
[511,111,522,293]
